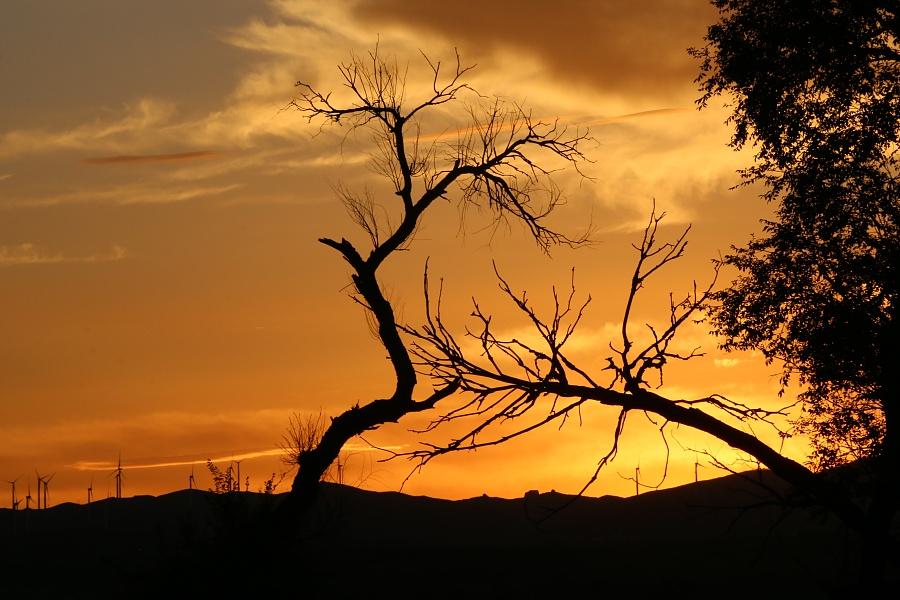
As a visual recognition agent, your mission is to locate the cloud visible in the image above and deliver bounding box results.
[0,243,128,267]
[714,358,741,368]
[70,448,285,471]
[0,99,177,158]
[0,174,12,181]
[0,409,290,462]
[68,440,402,472]
[83,150,221,165]
[354,0,716,104]
[162,148,295,182]
[3,1,721,218]
[579,107,693,128]
[0,408,403,471]
[9,183,242,207]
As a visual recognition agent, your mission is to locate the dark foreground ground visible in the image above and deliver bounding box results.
[0,471,890,598]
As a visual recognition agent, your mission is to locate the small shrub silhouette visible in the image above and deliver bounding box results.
[205,460,239,493]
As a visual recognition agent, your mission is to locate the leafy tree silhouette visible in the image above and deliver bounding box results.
[693,0,900,582]
[694,0,899,472]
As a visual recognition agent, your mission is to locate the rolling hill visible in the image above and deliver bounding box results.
[0,471,866,598]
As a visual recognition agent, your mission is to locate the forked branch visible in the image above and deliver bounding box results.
[402,208,864,529]
[284,48,591,508]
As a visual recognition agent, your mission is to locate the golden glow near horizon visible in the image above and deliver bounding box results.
[1,0,803,506]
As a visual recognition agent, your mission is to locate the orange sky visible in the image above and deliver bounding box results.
[0,0,806,506]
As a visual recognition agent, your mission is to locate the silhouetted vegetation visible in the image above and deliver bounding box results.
[280,410,328,468]
[693,0,900,583]
[205,459,285,494]
[694,0,898,473]
[206,459,241,493]
[261,472,286,494]
[274,3,898,589]
[282,47,590,511]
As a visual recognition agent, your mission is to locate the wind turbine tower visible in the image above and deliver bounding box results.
[41,473,54,509]
[34,471,44,510]
[112,454,124,499]
[233,459,243,493]
[7,477,19,510]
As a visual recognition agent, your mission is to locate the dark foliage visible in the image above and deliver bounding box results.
[693,0,900,469]
[206,459,240,493]
[690,0,900,583]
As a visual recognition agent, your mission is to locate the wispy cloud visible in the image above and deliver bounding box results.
[0,408,404,469]
[163,147,300,182]
[713,358,741,368]
[0,243,128,267]
[11,183,242,207]
[68,441,401,471]
[0,174,12,182]
[0,99,177,158]
[70,448,285,471]
[84,150,221,165]
[579,107,692,127]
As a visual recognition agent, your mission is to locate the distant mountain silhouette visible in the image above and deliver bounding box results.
[0,471,865,598]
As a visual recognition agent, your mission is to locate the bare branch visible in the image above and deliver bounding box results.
[286,48,588,508]
[400,208,864,529]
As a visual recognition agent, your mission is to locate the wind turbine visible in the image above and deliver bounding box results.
[233,459,243,493]
[334,455,345,485]
[6,477,19,510]
[41,473,54,509]
[188,466,195,491]
[111,453,124,499]
[87,477,93,505]
[34,471,44,510]
[24,481,32,510]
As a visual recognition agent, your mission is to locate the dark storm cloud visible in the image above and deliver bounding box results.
[355,0,716,101]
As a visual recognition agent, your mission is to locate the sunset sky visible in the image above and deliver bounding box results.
[1,0,804,505]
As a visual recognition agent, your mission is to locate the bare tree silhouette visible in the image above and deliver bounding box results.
[281,46,590,511]
[401,206,869,541]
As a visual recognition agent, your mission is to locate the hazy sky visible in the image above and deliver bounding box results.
[1,0,799,504]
